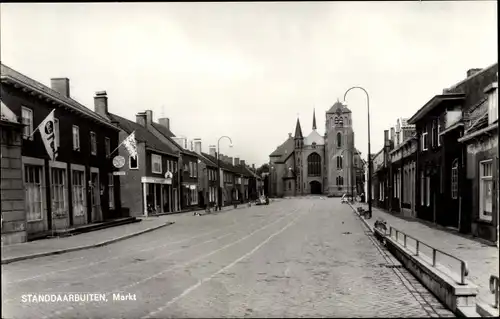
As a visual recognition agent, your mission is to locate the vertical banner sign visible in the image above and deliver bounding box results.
[122,131,137,160]
[39,109,59,161]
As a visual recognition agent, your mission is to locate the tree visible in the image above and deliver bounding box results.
[256,163,270,176]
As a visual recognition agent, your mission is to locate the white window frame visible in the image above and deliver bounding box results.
[23,158,46,222]
[21,106,33,140]
[49,161,68,219]
[151,154,162,174]
[54,118,60,149]
[437,122,441,146]
[422,132,428,151]
[72,125,80,151]
[431,120,436,148]
[71,164,86,218]
[129,155,139,170]
[108,173,115,209]
[90,131,97,156]
[426,175,431,207]
[479,160,493,222]
[421,171,425,205]
[105,137,111,158]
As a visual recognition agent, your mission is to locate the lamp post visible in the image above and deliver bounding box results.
[217,136,233,211]
[344,86,372,218]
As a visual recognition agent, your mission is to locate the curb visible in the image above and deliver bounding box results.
[1,221,175,265]
[347,203,374,232]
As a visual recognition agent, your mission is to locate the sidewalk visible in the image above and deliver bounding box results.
[351,202,499,308]
[1,215,174,264]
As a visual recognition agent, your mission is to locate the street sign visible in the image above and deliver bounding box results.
[113,156,125,169]
[113,171,126,176]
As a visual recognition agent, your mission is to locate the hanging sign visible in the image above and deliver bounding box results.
[113,156,125,169]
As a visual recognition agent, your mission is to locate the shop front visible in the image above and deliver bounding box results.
[182,183,198,209]
[141,176,176,216]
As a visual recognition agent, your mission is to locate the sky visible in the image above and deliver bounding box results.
[1,1,497,167]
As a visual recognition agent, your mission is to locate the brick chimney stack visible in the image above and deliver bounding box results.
[50,78,70,97]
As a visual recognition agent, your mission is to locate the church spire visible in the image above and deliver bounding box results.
[294,117,303,139]
[312,108,317,130]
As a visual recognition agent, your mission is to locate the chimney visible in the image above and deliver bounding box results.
[288,133,292,138]
[234,157,240,166]
[50,78,70,97]
[94,91,108,117]
[136,112,147,127]
[467,68,482,78]
[145,110,153,126]
[384,130,389,142]
[194,138,202,155]
[241,160,246,166]
[229,157,234,165]
[158,117,170,130]
[252,164,255,170]
[209,145,216,157]
[390,127,395,142]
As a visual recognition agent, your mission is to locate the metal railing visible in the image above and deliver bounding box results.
[388,226,469,285]
[490,275,499,309]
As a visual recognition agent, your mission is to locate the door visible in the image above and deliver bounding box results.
[448,159,460,228]
[90,172,102,222]
[310,181,322,195]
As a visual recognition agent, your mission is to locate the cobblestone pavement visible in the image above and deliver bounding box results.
[2,198,453,318]
[353,202,499,307]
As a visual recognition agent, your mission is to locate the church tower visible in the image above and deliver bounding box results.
[294,117,304,195]
[325,99,355,197]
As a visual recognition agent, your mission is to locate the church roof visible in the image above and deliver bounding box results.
[304,129,325,146]
[269,134,294,159]
[327,99,351,114]
[294,118,303,139]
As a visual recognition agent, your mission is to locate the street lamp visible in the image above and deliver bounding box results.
[344,86,372,218]
[217,136,232,211]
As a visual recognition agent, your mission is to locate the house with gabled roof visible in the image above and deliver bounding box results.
[93,93,180,216]
[1,63,122,241]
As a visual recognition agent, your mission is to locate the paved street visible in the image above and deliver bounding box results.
[2,198,453,318]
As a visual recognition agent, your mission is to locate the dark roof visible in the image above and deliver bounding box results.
[408,93,466,125]
[1,63,117,130]
[200,152,217,168]
[152,122,175,138]
[203,153,240,173]
[294,118,303,139]
[269,135,295,159]
[108,113,178,157]
[327,99,351,114]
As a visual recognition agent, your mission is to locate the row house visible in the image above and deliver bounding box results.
[407,64,498,242]
[204,149,239,206]
[93,93,180,217]
[193,141,218,209]
[388,118,417,217]
[371,130,393,210]
[1,64,121,241]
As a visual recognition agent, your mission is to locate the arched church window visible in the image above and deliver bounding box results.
[337,132,342,148]
[307,153,321,177]
[339,176,344,185]
[337,156,343,169]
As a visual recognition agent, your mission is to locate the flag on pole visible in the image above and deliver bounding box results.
[38,109,59,161]
[122,131,137,160]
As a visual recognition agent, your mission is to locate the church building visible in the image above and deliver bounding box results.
[269,100,363,197]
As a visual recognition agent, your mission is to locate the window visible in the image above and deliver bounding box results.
[174,161,178,173]
[22,106,33,140]
[437,122,441,146]
[420,171,425,205]
[426,175,431,207]
[130,155,138,169]
[431,120,436,148]
[108,173,115,209]
[337,156,343,169]
[72,170,86,217]
[105,137,111,157]
[54,118,60,149]
[451,159,458,199]
[479,160,493,221]
[307,153,321,176]
[90,131,97,155]
[24,164,44,221]
[336,176,344,186]
[380,182,384,200]
[51,168,67,218]
[288,181,292,190]
[194,162,198,178]
[189,162,193,177]
[421,131,428,151]
[337,132,342,148]
[72,125,80,151]
[152,154,162,174]
[190,188,198,205]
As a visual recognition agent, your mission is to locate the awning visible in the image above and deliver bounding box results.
[1,100,19,123]
[142,176,172,185]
